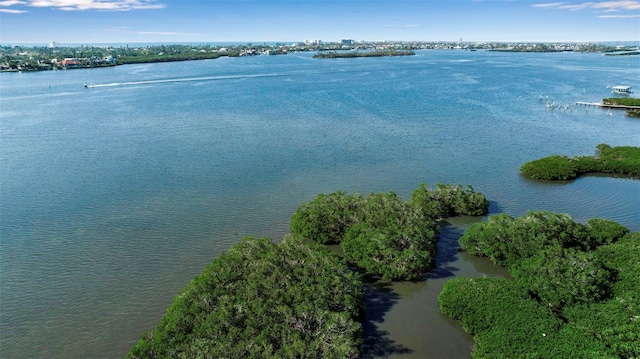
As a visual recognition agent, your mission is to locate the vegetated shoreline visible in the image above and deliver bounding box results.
[2,41,635,72]
[127,180,640,358]
[603,97,640,108]
[603,97,640,117]
[519,144,640,181]
[127,183,490,358]
[440,211,638,358]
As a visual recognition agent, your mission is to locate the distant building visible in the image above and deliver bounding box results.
[340,39,355,45]
[103,55,116,64]
[305,39,322,45]
[49,41,59,49]
[61,58,81,67]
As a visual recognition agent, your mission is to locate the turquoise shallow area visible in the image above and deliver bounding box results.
[1,50,639,358]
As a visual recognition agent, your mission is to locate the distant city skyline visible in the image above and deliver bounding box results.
[1,1,639,45]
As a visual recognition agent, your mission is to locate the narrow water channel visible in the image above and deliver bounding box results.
[361,216,511,358]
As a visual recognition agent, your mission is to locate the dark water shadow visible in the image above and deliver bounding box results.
[487,200,504,215]
[520,171,640,185]
[427,221,465,280]
[360,282,413,358]
[518,172,576,186]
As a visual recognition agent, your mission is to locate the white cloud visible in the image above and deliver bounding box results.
[531,2,568,8]
[0,7,27,12]
[1,0,165,12]
[591,0,640,10]
[533,1,640,11]
[0,1,27,5]
[598,13,640,16]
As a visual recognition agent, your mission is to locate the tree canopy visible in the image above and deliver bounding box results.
[127,235,364,359]
[440,212,638,358]
[458,211,628,267]
[520,144,640,180]
[290,183,489,281]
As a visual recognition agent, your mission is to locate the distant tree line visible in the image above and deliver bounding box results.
[115,51,223,65]
[439,211,639,358]
[489,43,627,53]
[0,44,279,71]
[519,144,640,180]
[313,49,415,59]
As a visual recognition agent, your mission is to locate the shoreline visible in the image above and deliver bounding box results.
[2,41,637,73]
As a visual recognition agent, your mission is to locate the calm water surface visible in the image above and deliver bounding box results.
[1,50,639,358]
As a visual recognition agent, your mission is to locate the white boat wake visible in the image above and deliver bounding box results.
[86,73,285,88]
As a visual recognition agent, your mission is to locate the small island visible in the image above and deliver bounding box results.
[519,144,640,180]
[313,49,415,59]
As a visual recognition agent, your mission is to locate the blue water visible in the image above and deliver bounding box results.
[1,50,639,358]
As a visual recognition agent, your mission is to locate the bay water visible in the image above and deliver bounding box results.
[1,50,639,358]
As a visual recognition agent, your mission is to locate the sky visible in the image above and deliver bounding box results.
[0,0,639,45]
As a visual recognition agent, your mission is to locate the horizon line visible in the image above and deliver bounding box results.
[3,39,640,46]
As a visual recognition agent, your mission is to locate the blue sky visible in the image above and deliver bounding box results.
[1,1,639,44]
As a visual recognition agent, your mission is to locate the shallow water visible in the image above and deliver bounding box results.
[1,50,639,358]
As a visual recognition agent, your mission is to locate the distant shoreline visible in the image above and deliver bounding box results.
[2,41,637,73]
[313,49,415,59]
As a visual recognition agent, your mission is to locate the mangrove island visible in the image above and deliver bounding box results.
[127,183,489,357]
[440,211,637,358]
[519,144,640,180]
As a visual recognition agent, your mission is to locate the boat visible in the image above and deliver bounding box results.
[83,82,95,88]
[611,85,632,95]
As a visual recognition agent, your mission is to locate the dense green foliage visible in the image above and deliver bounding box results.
[459,211,628,267]
[127,235,364,359]
[603,97,640,107]
[439,277,566,357]
[520,143,640,180]
[292,190,438,280]
[510,247,615,310]
[440,212,639,358]
[519,155,579,180]
[340,192,437,281]
[116,51,222,65]
[410,183,489,217]
[603,97,640,118]
[564,233,640,358]
[290,184,488,280]
[290,191,364,245]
